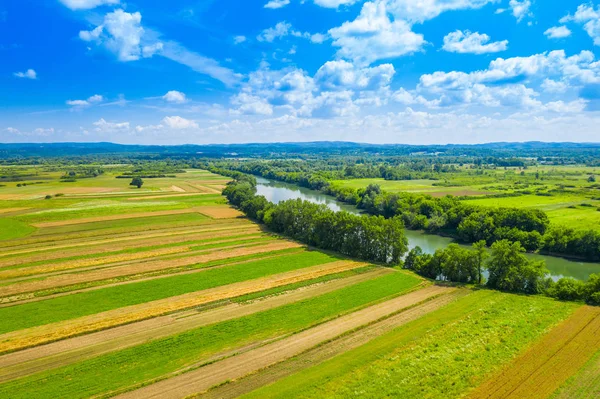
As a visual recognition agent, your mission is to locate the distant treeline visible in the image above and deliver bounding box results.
[222,176,408,265]
[210,164,600,262]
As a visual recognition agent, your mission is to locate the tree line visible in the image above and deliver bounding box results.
[223,178,408,265]
[404,240,600,305]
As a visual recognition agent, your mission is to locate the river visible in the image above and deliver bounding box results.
[255,177,600,281]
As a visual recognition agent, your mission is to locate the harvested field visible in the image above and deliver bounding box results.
[31,208,206,228]
[0,260,366,353]
[467,306,600,399]
[126,193,210,200]
[200,288,471,399]
[0,208,30,214]
[116,285,451,399]
[0,225,260,266]
[0,241,302,297]
[0,269,392,382]
[197,206,244,219]
[170,185,186,192]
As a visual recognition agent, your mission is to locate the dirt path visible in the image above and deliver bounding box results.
[0,260,367,354]
[115,285,454,399]
[31,208,206,228]
[199,288,470,399]
[0,269,391,383]
[1,241,300,297]
[467,306,600,399]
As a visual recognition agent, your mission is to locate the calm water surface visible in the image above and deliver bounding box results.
[256,177,600,281]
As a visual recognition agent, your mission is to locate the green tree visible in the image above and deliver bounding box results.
[130,177,144,188]
[473,240,489,285]
[486,240,548,294]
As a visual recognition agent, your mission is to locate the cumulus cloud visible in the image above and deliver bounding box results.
[264,0,290,9]
[544,26,572,39]
[93,118,130,132]
[78,9,238,86]
[561,4,600,45]
[66,94,104,108]
[59,0,119,10]
[13,69,37,79]
[162,90,187,103]
[385,0,496,24]
[442,30,508,54]
[329,1,425,66]
[541,79,568,93]
[79,9,161,62]
[257,22,292,42]
[162,116,199,129]
[509,0,532,23]
[314,60,395,91]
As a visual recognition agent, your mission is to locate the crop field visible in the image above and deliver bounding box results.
[0,166,597,399]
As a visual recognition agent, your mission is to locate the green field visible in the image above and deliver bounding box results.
[243,291,577,399]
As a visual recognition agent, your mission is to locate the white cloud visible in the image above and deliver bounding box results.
[78,9,239,86]
[329,1,425,66]
[162,116,199,129]
[5,127,21,134]
[59,0,119,10]
[385,0,496,24]
[79,10,161,61]
[257,22,292,42]
[33,128,55,135]
[561,4,600,46]
[541,79,568,93]
[233,35,247,44]
[13,69,37,79]
[310,33,328,43]
[265,0,290,9]
[314,60,395,91]
[66,94,104,108]
[93,118,130,132]
[162,90,187,104]
[231,93,274,115]
[544,26,572,39]
[313,0,361,8]
[442,30,508,54]
[509,0,532,23]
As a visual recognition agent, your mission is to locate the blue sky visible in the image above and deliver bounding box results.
[1,0,600,144]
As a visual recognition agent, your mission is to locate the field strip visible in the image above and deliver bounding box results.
[0,241,302,297]
[196,206,244,219]
[467,306,600,399]
[0,260,367,353]
[0,227,262,271]
[0,219,248,250]
[0,208,30,214]
[0,223,254,259]
[0,234,267,282]
[552,349,600,399]
[0,269,391,382]
[30,208,206,228]
[0,249,304,307]
[199,288,471,399]
[126,193,211,200]
[115,285,454,399]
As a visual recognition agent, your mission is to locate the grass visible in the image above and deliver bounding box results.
[242,290,577,399]
[0,219,36,241]
[0,272,421,399]
[552,348,600,399]
[0,250,337,334]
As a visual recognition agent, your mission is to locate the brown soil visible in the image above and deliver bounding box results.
[0,269,391,382]
[0,260,366,354]
[170,186,186,192]
[0,208,30,214]
[199,288,470,399]
[467,306,600,399]
[196,206,244,219]
[32,208,204,228]
[115,285,455,399]
[0,241,301,297]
